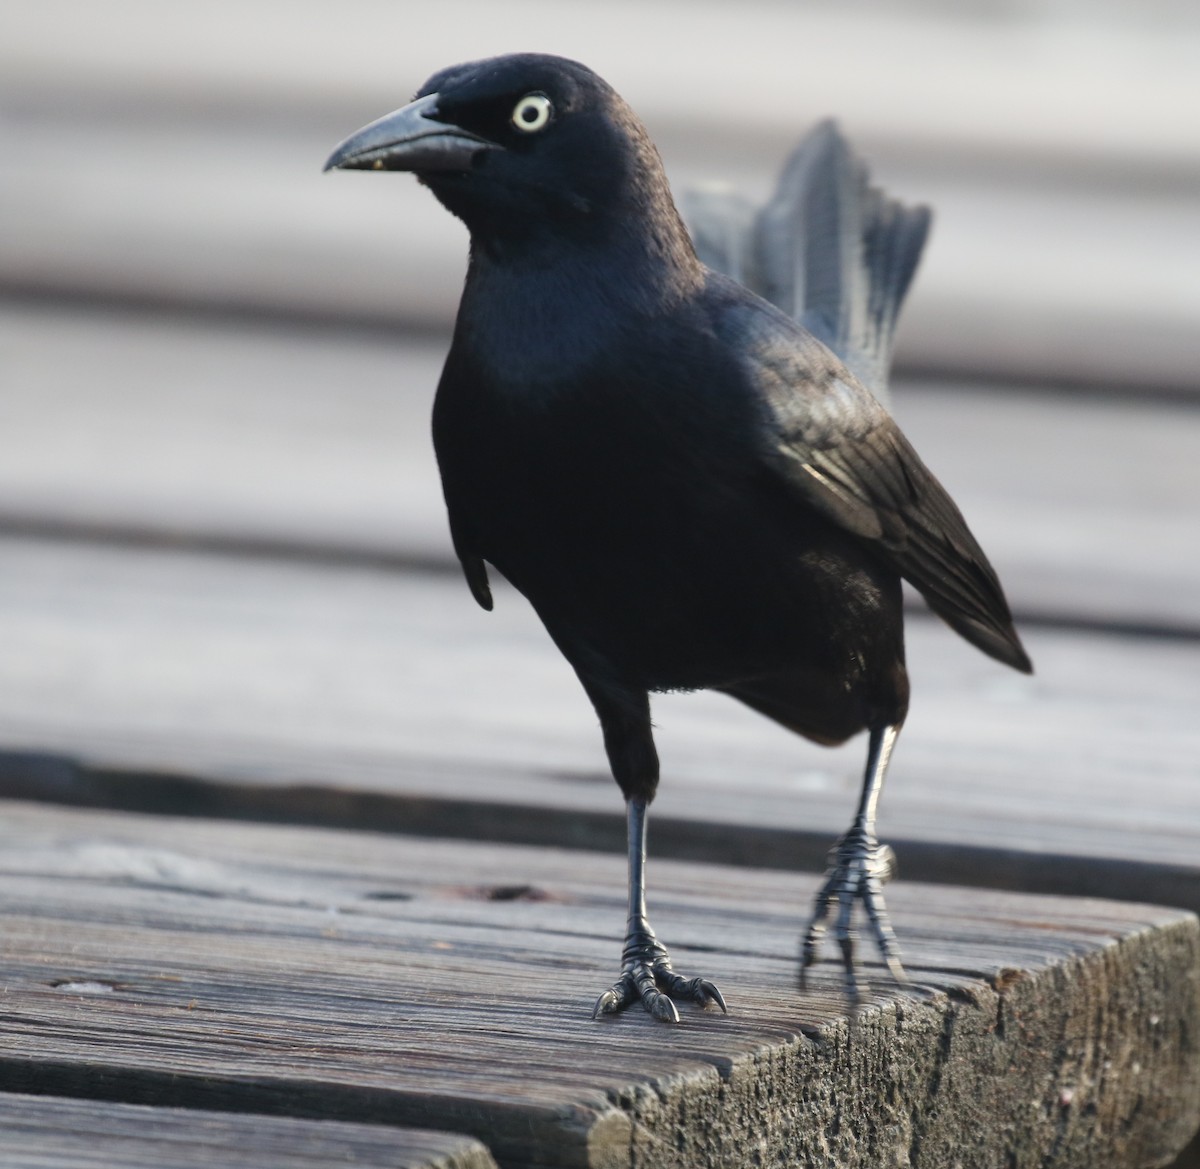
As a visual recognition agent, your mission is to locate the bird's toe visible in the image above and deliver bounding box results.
[591,984,629,1018]
[657,970,728,1014]
[645,988,682,1023]
[593,960,725,1023]
[800,830,907,1000]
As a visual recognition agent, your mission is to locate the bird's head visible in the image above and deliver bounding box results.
[324,53,692,262]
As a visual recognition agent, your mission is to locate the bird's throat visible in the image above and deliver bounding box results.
[457,232,700,392]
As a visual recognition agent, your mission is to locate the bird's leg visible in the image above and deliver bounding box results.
[801,722,907,1003]
[592,797,727,1022]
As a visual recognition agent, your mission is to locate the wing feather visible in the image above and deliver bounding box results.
[741,303,1031,673]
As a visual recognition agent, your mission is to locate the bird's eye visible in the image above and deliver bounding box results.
[511,93,553,133]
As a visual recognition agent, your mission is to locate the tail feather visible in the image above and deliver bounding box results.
[682,121,930,406]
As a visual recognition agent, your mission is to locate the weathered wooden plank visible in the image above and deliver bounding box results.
[2,4,1198,390]
[0,534,1196,914]
[0,304,451,561]
[3,305,1198,631]
[0,1092,498,1169]
[0,800,1196,1169]
[895,386,1200,631]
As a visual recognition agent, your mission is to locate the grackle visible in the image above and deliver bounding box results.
[325,53,1031,1020]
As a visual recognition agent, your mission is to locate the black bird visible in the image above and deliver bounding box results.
[325,53,1031,1020]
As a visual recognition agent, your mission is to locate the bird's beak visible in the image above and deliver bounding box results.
[323,93,499,174]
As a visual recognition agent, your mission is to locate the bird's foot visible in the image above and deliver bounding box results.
[800,827,907,1004]
[592,917,727,1023]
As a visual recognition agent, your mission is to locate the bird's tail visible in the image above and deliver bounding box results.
[682,121,930,406]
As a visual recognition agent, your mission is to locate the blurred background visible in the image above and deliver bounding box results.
[2,0,1199,592]
[0,3,1198,857]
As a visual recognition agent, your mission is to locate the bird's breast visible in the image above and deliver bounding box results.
[432,348,869,690]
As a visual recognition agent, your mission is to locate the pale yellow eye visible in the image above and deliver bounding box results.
[511,93,553,133]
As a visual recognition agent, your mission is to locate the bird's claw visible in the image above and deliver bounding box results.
[800,828,906,1003]
[592,965,726,1023]
[593,922,727,1022]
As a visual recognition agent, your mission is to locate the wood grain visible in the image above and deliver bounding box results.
[0,535,1195,911]
[0,800,1196,1169]
[0,1092,498,1169]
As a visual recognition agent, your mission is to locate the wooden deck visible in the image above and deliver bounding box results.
[1,801,1197,1168]
[2,2,1199,1165]
[1,1093,498,1169]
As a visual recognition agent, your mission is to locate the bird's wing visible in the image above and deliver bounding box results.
[735,301,1031,672]
[446,511,493,611]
